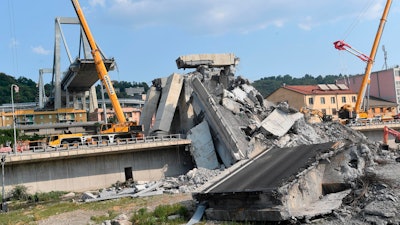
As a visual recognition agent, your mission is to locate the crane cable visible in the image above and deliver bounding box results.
[341,0,375,40]
[337,0,375,77]
[7,0,19,75]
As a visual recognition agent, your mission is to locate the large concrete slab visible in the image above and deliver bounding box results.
[62,58,115,92]
[193,142,344,221]
[176,53,237,69]
[259,109,303,137]
[186,120,219,169]
[151,73,184,134]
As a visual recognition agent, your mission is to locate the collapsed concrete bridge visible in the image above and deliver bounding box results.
[139,53,378,222]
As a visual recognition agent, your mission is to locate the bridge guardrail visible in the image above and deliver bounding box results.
[4,134,187,155]
[347,119,400,127]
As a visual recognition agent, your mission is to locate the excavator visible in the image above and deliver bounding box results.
[71,0,143,139]
[383,126,400,145]
[334,0,392,123]
[299,107,332,123]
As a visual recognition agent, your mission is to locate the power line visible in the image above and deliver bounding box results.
[7,0,19,75]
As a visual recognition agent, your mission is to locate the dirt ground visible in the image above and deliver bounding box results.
[35,158,400,225]
[36,193,194,225]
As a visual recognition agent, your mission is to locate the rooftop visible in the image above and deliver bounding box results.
[283,84,355,95]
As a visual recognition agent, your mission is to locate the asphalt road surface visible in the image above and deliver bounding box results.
[209,142,335,193]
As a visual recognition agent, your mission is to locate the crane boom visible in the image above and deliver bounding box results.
[71,0,126,124]
[334,0,392,116]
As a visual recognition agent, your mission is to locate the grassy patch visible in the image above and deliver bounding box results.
[131,204,188,225]
[0,194,187,224]
[90,210,119,223]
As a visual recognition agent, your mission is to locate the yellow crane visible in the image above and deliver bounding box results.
[334,0,392,121]
[71,0,143,137]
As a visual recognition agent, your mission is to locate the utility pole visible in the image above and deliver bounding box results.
[382,45,388,70]
[1,155,7,212]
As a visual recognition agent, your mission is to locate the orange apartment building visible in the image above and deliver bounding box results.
[0,108,87,127]
[266,84,397,119]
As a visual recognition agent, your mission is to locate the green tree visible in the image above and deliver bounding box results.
[252,74,344,97]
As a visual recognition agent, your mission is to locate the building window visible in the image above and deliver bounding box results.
[49,115,52,119]
[320,97,325,104]
[331,97,335,104]
[332,108,337,115]
[352,96,356,103]
[40,115,44,119]
[308,97,314,105]
[341,97,346,103]
[79,113,82,118]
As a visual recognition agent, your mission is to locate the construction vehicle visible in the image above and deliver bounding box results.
[383,126,400,145]
[47,132,84,147]
[47,132,118,148]
[334,0,392,123]
[299,107,332,123]
[71,0,143,139]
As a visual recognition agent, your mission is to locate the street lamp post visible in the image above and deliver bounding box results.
[11,84,19,154]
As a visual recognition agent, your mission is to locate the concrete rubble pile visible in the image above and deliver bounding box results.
[92,53,400,223]
[140,53,373,168]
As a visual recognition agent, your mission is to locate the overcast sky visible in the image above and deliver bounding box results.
[1,0,399,85]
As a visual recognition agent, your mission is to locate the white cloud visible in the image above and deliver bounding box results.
[95,0,393,35]
[298,16,318,31]
[32,46,50,55]
[89,0,106,7]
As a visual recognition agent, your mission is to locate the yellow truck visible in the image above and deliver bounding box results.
[47,133,84,147]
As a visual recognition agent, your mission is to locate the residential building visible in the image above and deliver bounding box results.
[267,83,397,119]
[266,84,357,119]
[336,67,400,112]
[0,108,87,127]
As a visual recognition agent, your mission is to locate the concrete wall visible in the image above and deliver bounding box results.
[337,68,399,104]
[267,88,304,110]
[2,146,193,193]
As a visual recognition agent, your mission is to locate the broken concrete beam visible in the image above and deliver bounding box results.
[176,53,238,69]
[187,120,219,170]
[140,86,161,135]
[258,109,303,137]
[151,73,184,134]
[177,80,195,134]
[191,76,245,166]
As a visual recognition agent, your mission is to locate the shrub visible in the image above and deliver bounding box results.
[131,204,188,225]
[10,185,29,201]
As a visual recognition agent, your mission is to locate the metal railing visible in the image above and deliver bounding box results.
[3,134,187,155]
[347,118,400,127]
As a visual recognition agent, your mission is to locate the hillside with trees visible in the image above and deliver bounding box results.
[0,73,38,105]
[0,72,150,105]
[252,74,345,97]
[1,71,346,104]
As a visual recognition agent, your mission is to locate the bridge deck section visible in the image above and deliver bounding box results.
[62,58,115,92]
[6,135,191,165]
